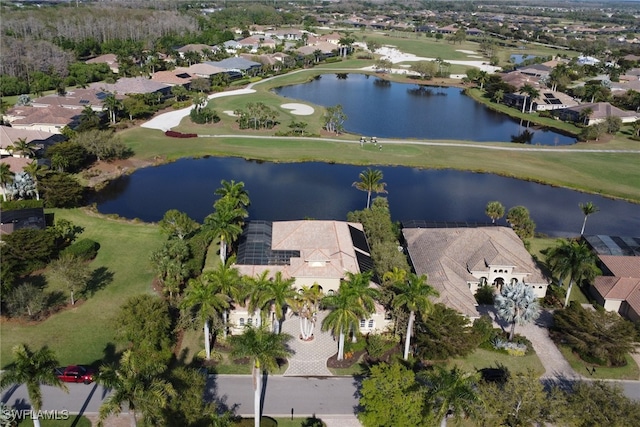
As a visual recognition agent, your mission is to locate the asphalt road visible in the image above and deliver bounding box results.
[1,375,362,418]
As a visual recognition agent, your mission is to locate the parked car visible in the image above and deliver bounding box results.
[55,365,95,384]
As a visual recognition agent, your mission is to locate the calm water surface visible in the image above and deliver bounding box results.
[273,74,575,145]
[93,157,640,237]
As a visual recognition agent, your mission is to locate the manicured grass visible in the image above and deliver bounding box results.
[1,208,164,367]
[232,417,326,427]
[557,345,640,380]
[446,347,546,377]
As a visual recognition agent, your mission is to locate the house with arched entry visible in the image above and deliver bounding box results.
[229,220,391,335]
[402,223,549,318]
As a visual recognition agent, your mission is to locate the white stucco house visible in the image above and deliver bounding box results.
[229,220,391,335]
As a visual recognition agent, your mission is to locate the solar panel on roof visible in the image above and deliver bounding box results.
[355,251,374,273]
[348,225,371,254]
[96,92,107,100]
[79,99,90,104]
[550,99,562,105]
[544,93,554,98]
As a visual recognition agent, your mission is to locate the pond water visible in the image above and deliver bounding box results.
[510,54,538,65]
[273,74,575,145]
[92,157,640,237]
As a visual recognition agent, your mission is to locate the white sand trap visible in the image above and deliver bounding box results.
[456,49,477,54]
[281,103,314,115]
[223,110,237,117]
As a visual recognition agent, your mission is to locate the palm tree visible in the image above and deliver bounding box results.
[485,201,505,224]
[289,285,323,340]
[97,350,175,427]
[247,270,273,328]
[103,93,122,125]
[0,344,68,427]
[214,179,250,211]
[476,70,488,89]
[579,201,599,235]
[392,273,439,360]
[228,326,293,427]
[493,89,505,104]
[342,271,379,342]
[494,281,540,341]
[10,138,35,158]
[206,256,243,338]
[321,282,366,361]
[264,271,297,334]
[181,274,230,360]
[579,107,594,125]
[519,84,535,113]
[545,239,599,308]
[204,197,246,264]
[0,163,14,202]
[353,168,387,209]
[424,366,478,427]
[23,161,48,201]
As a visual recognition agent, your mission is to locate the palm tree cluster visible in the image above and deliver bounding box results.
[321,272,381,361]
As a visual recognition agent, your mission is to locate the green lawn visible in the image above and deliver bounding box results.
[1,209,164,367]
[558,345,640,380]
[447,348,546,377]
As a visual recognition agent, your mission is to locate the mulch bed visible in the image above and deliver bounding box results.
[326,350,367,369]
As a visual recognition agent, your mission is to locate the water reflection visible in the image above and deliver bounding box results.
[273,74,575,145]
[92,157,640,237]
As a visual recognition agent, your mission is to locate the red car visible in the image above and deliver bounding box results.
[55,365,96,384]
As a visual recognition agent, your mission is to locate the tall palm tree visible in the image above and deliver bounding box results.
[424,366,478,427]
[494,281,540,341]
[97,350,175,427]
[23,161,48,201]
[247,270,273,328]
[392,273,439,360]
[204,197,246,263]
[579,107,594,125]
[485,200,505,224]
[181,274,230,360]
[103,93,122,125]
[353,168,387,209]
[264,271,297,334]
[493,89,505,104]
[579,201,599,235]
[545,239,599,308]
[342,272,379,342]
[321,282,367,361]
[206,256,243,338]
[519,84,535,113]
[229,326,293,427]
[0,163,14,202]
[0,344,68,427]
[289,284,323,340]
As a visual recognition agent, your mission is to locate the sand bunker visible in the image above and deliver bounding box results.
[281,103,314,115]
[223,110,237,117]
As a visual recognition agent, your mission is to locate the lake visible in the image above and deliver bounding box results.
[92,157,640,238]
[273,74,575,145]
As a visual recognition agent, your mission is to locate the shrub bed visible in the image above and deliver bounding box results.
[165,130,197,138]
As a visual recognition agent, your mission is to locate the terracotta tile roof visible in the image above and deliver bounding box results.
[30,88,116,110]
[177,44,215,53]
[0,156,30,173]
[403,226,548,318]
[182,63,226,77]
[151,70,193,85]
[86,54,118,65]
[599,255,640,278]
[565,102,638,120]
[7,106,80,127]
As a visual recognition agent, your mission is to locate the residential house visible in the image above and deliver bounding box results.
[176,63,226,79]
[205,57,262,78]
[30,88,116,112]
[230,220,390,335]
[151,70,193,87]
[222,40,242,54]
[555,102,638,125]
[4,106,81,134]
[86,54,119,73]
[402,224,550,318]
[590,255,640,322]
[176,44,218,59]
[0,126,62,157]
[89,77,171,97]
[0,156,31,175]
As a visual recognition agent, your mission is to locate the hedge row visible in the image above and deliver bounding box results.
[165,130,198,138]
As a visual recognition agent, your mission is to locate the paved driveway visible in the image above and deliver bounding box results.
[477,305,581,379]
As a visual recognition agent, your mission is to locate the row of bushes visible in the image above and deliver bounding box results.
[165,130,197,138]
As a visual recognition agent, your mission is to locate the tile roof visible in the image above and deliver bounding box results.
[207,57,261,70]
[151,70,193,85]
[235,220,363,281]
[89,77,170,95]
[7,106,81,127]
[403,226,548,318]
[30,88,117,110]
[599,255,640,278]
[565,102,638,120]
[0,126,59,149]
[0,156,30,173]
